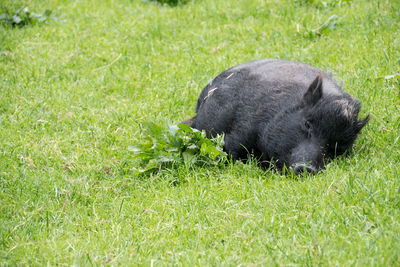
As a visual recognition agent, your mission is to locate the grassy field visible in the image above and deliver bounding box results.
[1,0,399,265]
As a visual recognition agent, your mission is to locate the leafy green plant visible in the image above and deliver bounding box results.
[383,72,400,81]
[128,123,227,175]
[148,0,190,6]
[296,0,352,7]
[0,7,52,27]
[304,15,340,38]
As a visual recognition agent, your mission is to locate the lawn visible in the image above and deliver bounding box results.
[1,0,399,265]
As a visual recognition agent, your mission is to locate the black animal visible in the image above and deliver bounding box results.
[182,59,369,174]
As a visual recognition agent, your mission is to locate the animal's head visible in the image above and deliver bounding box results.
[260,75,370,175]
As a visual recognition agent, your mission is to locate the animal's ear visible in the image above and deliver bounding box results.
[303,75,323,106]
[356,114,370,132]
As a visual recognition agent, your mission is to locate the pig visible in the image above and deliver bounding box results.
[182,59,370,175]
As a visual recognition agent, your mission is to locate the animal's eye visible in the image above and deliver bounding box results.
[329,142,349,156]
[303,120,312,137]
[304,120,311,130]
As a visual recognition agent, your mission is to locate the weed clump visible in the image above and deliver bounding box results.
[128,123,227,176]
[296,0,352,7]
[0,7,52,27]
[149,0,189,6]
[303,15,341,38]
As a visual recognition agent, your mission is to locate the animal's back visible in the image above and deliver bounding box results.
[193,59,343,135]
[229,59,341,95]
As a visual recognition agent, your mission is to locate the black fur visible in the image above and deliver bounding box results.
[183,59,369,174]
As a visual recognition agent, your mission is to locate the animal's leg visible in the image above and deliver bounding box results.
[224,133,249,161]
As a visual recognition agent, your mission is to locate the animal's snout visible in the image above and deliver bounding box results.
[289,140,322,175]
[291,163,317,175]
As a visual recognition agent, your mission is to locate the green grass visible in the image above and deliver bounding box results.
[1,0,399,265]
